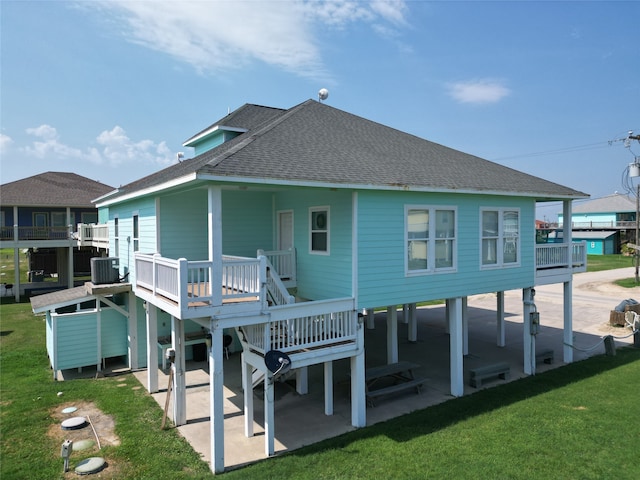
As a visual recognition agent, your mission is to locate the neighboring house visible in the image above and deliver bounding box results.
[556,193,637,254]
[1,172,113,299]
[31,99,589,473]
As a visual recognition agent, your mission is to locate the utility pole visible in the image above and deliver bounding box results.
[628,134,640,283]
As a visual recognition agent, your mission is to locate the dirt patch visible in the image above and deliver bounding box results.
[48,401,123,478]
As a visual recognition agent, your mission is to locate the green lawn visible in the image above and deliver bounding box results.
[1,298,639,479]
[586,253,636,272]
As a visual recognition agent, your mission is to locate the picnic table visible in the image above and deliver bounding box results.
[364,361,425,406]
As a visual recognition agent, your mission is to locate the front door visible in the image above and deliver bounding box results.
[277,210,293,251]
[276,211,294,280]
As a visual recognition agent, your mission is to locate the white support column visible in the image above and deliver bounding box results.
[242,353,254,438]
[496,291,505,347]
[50,312,58,380]
[462,297,468,356]
[67,206,74,289]
[128,292,138,370]
[324,361,333,416]
[296,366,309,395]
[208,186,223,306]
[145,304,158,393]
[386,305,398,364]
[264,374,275,456]
[13,245,20,302]
[96,299,102,372]
[563,280,574,363]
[366,308,375,329]
[562,199,574,364]
[523,288,536,376]
[408,303,417,343]
[350,331,366,427]
[172,316,187,426]
[210,323,225,474]
[402,304,409,324]
[444,299,450,334]
[449,297,464,397]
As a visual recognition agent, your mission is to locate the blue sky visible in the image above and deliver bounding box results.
[1,1,638,220]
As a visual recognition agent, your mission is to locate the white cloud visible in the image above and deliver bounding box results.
[447,79,511,105]
[21,124,175,168]
[87,0,409,78]
[0,134,14,154]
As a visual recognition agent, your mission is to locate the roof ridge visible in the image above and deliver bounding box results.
[202,100,315,171]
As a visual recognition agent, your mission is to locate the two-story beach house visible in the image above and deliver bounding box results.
[1,172,113,299]
[32,99,589,473]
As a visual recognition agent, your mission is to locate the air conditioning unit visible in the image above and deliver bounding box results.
[90,257,120,285]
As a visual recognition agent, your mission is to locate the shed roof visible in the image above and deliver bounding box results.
[1,172,114,207]
[100,100,589,204]
[572,231,617,240]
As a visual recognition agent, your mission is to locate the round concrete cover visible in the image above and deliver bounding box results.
[61,406,77,414]
[75,457,106,475]
[72,439,95,451]
[61,416,87,430]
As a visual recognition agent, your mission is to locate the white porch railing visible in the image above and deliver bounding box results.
[241,298,357,355]
[76,223,110,248]
[264,257,295,306]
[0,225,73,241]
[535,241,587,270]
[134,253,266,311]
[258,248,296,283]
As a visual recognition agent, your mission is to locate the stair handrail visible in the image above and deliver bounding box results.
[262,255,295,306]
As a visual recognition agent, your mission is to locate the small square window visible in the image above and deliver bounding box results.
[310,207,329,254]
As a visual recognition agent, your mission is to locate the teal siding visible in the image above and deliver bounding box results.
[562,212,617,225]
[160,189,209,260]
[98,207,109,224]
[158,188,273,260]
[54,312,99,370]
[222,190,274,257]
[356,191,535,309]
[275,188,352,300]
[109,197,156,284]
[50,308,128,371]
[100,309,128,358]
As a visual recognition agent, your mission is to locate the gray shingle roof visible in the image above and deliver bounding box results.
[572,194,635,213]
[107,100,588,201]
[183,104,286,145]
[1,172,114,207]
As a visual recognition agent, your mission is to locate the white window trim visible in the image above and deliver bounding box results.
[113,215,119,258]
[132,212,140,252]
[309,206,330,255]
[405,204,457,276]
[479,207,521,269]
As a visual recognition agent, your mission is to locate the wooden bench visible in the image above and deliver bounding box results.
[469,362,510,388]
[536,349,554,365]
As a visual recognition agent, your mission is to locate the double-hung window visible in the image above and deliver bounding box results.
[406,206,456,274]
[310,206,329,254]
[481,208,520,267]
